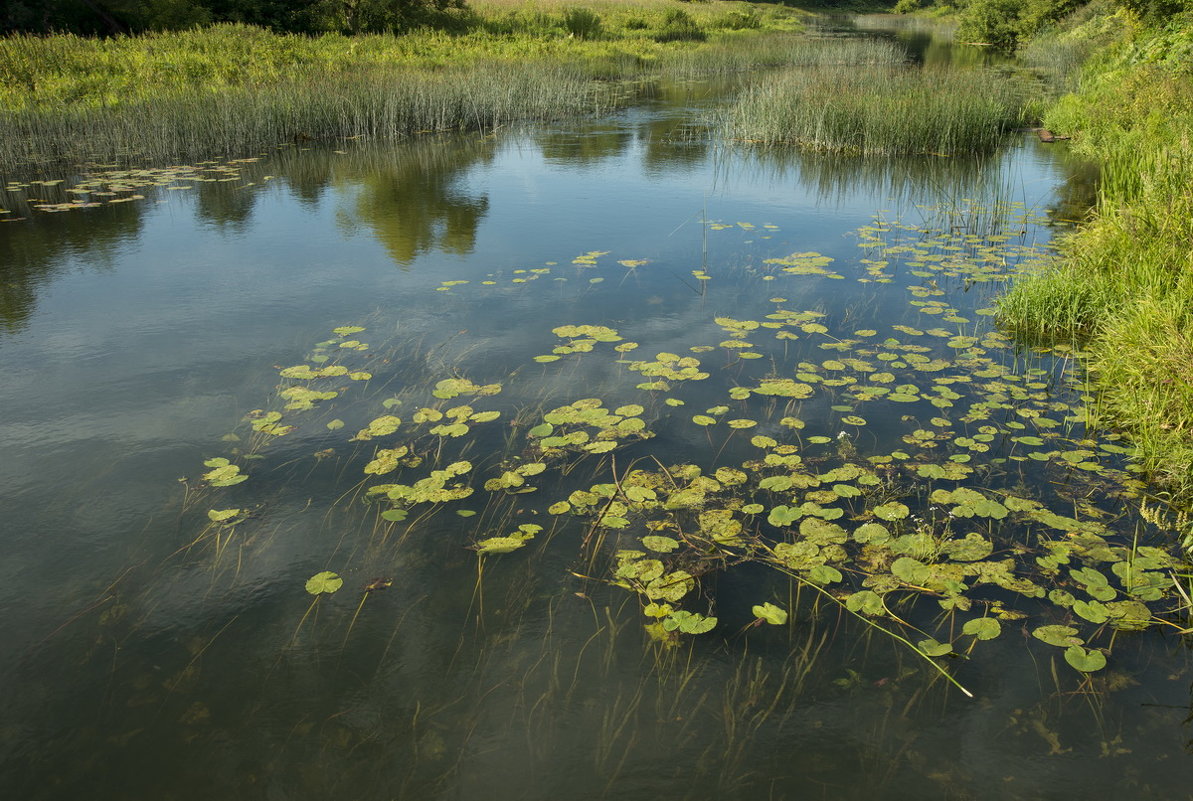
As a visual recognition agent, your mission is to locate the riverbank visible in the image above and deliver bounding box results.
[0,1,811,167]
[997,7,1193,515]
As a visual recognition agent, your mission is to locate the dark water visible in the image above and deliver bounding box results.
[1,39,1190,801]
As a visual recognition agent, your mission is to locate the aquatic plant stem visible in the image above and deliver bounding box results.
[290,597,320,646]
[769,564,974,698]
[342,590,371,647]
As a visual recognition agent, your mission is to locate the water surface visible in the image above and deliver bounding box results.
[1,51,1190,801]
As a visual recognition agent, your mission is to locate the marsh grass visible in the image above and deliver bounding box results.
[997,19,1193,499]
[0,2,814,168]
[664,34,905,76]
[0,4,805,112]
[1,61,609,165]
[724,64,1027,155]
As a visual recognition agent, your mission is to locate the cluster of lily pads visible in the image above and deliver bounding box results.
[183,207,1190,691]
[0,156,268,217]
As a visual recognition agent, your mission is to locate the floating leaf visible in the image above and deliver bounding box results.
[1064,645,1107,673]
[752,602,788,625]
[872,502,910,521]
[662,611,717,635]
[845,590,886,616]
[354,415,401,441]
[475,537,528,554]
[962,617,1001,640]
[806,565,842,585]
[768,506,800,527]
[305,571,343,595]
[917,638,953,657]
[643,535,679,553]
[1032,625,1083,648]
[941,533,992,562]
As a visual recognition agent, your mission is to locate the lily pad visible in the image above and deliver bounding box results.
[305,571,343,595]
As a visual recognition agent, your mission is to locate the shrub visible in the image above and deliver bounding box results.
[562,7,603,40]
[716,10,762,30]
[653,9,706,43]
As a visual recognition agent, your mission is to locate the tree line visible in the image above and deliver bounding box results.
[0,0,467,36]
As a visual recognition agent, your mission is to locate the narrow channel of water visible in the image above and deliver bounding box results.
[0,25,1189,801]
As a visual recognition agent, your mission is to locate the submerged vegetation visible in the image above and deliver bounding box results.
[157,182,1188,702]
[5,3,1193,795]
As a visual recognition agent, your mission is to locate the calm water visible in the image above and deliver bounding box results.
[1,41,1190,801]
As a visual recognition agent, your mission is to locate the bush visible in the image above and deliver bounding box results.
[716,10,761,30]
[562,7,602,40]
[653,9,706,43]
[957,0,1028,50]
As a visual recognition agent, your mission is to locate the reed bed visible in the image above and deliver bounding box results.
[0,4,807,114]
[1,61,611,166]
[723,65,1027,155]
[0,2,815,168]
[661,34,905,76]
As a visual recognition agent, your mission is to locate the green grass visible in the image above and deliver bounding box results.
[723,63,1028,155]
[1016,0,1126,92]
[0,2,819,167]
[0,3,807,112]
[998,13,1193,500]
[1,60,613,166]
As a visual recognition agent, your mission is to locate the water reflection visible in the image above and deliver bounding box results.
[639,81,714,175]
[536,124,634,166]
[723,145,1012,207]
[0,204,141,333]
[194,178,260,230]
[327,137,495,266]
[1037,141,1100,224]
[0,90,1189,801]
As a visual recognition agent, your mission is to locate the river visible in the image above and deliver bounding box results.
[0,20,1188,800]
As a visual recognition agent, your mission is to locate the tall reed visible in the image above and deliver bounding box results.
[0,61,610,166]
[724,64,1027,155]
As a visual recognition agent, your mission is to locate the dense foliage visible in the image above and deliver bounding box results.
[0,0,466,35]
[895,0,1191,49]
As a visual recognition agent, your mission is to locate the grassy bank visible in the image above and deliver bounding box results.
[0,2,812,167]
[723,63,1027,154]
[997,9,1193,501]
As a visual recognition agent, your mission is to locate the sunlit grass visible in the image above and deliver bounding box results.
[998,23,1193,499]
[0,2,817,167]
[0,3,806,113]
[1,61,613,165]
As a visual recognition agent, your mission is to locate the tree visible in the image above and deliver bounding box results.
[305,0,467,34]
[1,0,469,35]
